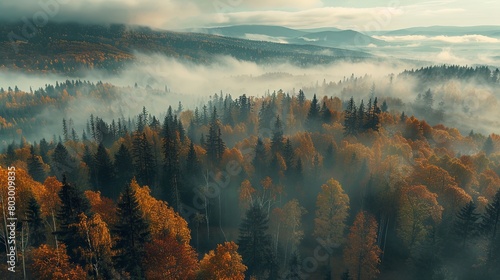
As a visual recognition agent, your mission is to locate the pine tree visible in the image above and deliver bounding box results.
[271,115,284,156]
[56,176,92,265]
[481,189,500,263]
[162,119,182,210]
[298,89,306,107]
[113,183,151,279]
[344,97,357,136]
[455,201,480,248]
[238,202,276,279]
[283,138,295,178]
[483,135,495,156]
[25,196,46,247]
[95,143,116,199]
[206,108,226,164]
[306,94,320,131]
[285,251,302,280]
[132,132,157,188]
[52,142,76,181]
[321,102,332,125]
[28,145,46,183]
[114,144,134,195]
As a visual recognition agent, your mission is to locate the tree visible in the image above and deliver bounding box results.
[306,94,320,131]
[56,176,93,266]
[238,202,276,279]
[454,201,480,248]
[483,135,495,156]
[143,233,199,280]
[271,115,284,155]
[206,108,226,164]
[343,211,381,280]
[31,244,87,280]
[94,143,116,199]
[25,196,46,247]
[198,241,247,280]
[481,189,500,262]
[113,183,152,279]
[28,145,46,183]
[344,97,357,136]
[253,138,268,180]
[396,185,442,249]
[132,132,156,188]
[114,144,134,195]
[314,179,350,247]
[74,213,113,278]
[51,142,76,181]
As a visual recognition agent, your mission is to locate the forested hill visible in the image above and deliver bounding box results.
[1,88,500,279]
[0,21,372,74]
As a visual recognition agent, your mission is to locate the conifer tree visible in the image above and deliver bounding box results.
[56,176,92,265]
[114,144,134,194]
[25,196,46,247]
[95,143,116,199]
[455,201,480,248]
[344,97,357,136]
[113,183,151,279]
[481,190,500,263]
[132,132,156,188]
[28,145,46,183]
[271,115,284,156]
[238,202,277,279]
[306,94,320,131]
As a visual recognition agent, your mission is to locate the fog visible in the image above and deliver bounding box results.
[1,53,500,147]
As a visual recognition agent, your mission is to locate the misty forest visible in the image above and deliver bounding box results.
[1,11,500,280]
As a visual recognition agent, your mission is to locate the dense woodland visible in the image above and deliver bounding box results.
[1,66,500,280]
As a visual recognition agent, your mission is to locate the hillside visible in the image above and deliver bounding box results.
[0,22,372,74]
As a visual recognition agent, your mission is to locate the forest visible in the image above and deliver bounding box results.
[1,65,500,280]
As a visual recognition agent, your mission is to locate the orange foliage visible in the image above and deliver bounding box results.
[85,190,117,225]
[198,242,247,280]
[30,244,86,280]
[144,233,199,280]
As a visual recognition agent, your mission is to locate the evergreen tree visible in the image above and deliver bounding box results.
[285,251,302,280]
[206,108,226,164]
[25,196,46,247]
[481,189,500,263]
[381,100,388,112]
[344,97,357,136]
[162,119,182,210]
[321,102,332,125]
[271,115,284,155]
[95,143,116,199]
[483,135,494,156]
[297,89,306,107]
[56,176,92,265]
[253,138,268,181]
[306,94,320,131]
[52,142,76,181]
[238,202,276,279]
[132,132,157,188]
[455,201,480,248]
[283,138,295,177]
[113,183,151,279]
[28,145,46,183]
[114,144,134,195]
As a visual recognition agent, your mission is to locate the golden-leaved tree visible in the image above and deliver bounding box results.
[198,241,247,280]
[343,211,382,280]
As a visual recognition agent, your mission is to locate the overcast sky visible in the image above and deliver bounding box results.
[0,0,499,30]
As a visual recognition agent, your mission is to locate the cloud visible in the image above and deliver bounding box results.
[209,7,404,29]
[373,35,500,44]
[243,34,288,43]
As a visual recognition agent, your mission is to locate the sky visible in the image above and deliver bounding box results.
[0,0,499,31]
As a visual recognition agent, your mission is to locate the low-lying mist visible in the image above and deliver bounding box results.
[1,53,500,147]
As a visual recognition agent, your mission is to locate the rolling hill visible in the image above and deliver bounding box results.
[0,22,373,74]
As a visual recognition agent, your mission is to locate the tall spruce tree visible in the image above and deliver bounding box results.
[25,196,46,247]
[344,97,357,136]
[238,202,277,279]
[113,183,151,279]
[271,115,284,156]
[95,143,116,199]
[114,144,134,195]
[481,189,500,263]
[132,132,156,188]
[306,94,320,131]
[455,201,480,248]
[162,119,182,210]
[56,176,92,265]
[28,145,46,183]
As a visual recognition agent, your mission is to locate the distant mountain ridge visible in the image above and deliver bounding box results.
[0,22,374,74]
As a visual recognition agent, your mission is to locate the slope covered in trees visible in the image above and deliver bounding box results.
[2,80,500,279]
